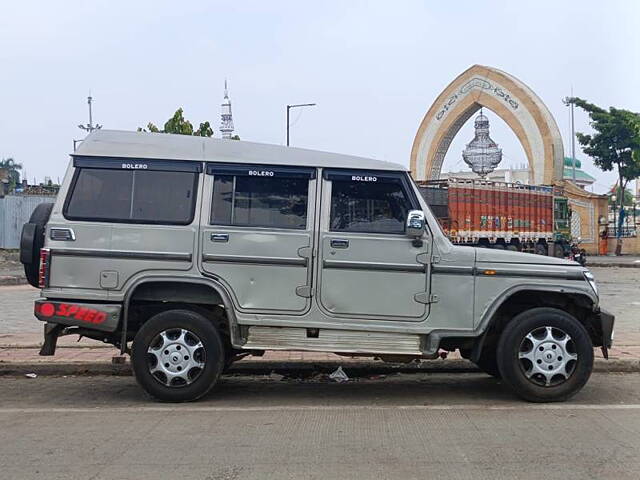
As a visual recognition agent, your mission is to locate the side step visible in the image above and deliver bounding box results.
[243,326,422,355]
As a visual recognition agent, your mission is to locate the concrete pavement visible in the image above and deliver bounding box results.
[1,373,639,479]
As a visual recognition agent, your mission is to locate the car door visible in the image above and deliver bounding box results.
[317,169,431,320]
[200,163,316,314]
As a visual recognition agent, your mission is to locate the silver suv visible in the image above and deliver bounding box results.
[21,130,614,402]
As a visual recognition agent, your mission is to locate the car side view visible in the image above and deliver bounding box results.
[20,130,614,402]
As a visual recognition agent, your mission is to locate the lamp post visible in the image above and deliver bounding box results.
[286,103,316,146]
[78,95,102,133]
[562,95,577,182]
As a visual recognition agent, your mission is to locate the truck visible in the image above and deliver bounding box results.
[20,129,613,403]
[417,178,572,257]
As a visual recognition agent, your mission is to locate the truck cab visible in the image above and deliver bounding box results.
[21,130,614,402]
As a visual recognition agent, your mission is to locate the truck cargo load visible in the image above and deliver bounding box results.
[417,178,568,255]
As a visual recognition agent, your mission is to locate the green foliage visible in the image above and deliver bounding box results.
[607,186,634,206]
[138,108,213,137]
[230,134,240,140]
[570,98,640,190]
[0,157,22,191]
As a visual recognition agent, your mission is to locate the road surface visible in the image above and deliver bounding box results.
[0,372,639,479]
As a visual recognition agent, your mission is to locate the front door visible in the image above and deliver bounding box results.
[200,163,316,314]
[317,169,431,320]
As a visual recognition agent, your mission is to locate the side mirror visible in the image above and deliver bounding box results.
[406,210,426,238]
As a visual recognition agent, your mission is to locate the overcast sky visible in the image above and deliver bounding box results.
[1,1,638,193]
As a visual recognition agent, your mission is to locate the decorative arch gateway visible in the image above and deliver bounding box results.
[411,65,564,185]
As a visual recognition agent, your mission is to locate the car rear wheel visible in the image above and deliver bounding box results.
[132,309,225,402]
[497,308,593,402]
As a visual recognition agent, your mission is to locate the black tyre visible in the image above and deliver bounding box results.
[20,202,54,288]
[534,244,547,256]
[506,245,518,252]
[553,244,565,258]
[493,244,505,250]
[496,308,593,402]
[131,309,225,402]
[474,347,501,378]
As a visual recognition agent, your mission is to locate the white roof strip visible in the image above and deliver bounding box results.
[73,130,406,172]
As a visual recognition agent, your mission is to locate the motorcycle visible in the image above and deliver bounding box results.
[569,237,587,266]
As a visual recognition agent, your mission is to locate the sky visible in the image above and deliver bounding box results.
[1,1,639,194]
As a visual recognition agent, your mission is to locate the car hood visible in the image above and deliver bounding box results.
[475,248,580,266]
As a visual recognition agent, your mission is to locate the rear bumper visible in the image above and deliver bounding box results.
[34,299,121,333]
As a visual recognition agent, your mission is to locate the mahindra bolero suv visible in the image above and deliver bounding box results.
[20,130,614,402]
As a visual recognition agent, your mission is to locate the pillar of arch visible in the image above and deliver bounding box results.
[410,65,564,185]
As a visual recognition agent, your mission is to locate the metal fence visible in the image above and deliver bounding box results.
[0,195,57,249]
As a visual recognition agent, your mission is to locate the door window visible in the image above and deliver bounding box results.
[64,166,199,225]
[329,174,413,234]
[209,167,311,229]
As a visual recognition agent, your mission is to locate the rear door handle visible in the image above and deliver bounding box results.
[211,233,229,243]
[330,239,349,249]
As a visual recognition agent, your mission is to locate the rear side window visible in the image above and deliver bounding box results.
[329,174,413,234]
[208,164,313,229]
[65,166,199,225]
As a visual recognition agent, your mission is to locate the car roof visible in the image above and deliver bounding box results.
[73,130,407,172]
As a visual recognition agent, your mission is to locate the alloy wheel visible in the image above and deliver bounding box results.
[147,328,206,387]
[518,326,578,387]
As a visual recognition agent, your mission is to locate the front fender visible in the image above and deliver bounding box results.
[471,283,598,363]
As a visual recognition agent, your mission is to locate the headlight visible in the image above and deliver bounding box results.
[584,271,598,296]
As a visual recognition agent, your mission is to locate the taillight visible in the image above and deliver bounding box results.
[38,248,50,288]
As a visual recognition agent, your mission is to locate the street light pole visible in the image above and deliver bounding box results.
[78,95,103,133]
[286,103,316,146]
[563,93,577,182]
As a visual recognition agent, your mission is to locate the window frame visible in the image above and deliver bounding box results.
[62,156,201,226]
[207,163,315,231]
[324,169,420,235]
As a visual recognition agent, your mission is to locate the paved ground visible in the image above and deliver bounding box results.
[0,373,639,479]
[588,255,640,266]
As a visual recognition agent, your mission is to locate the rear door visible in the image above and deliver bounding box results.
[200,163,316,314]
[317,170,431,320]
[50,157,200,297]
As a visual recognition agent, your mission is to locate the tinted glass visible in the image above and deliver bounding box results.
[131,170,197,223]
[211,175,308,229]
[65,168,197,224]
[65,169,132,220]
[330,178,412,233]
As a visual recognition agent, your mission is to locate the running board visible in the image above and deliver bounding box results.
[243,326,422,355]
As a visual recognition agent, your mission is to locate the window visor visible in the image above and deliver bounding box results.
[206,163,315,179]
[73,156,203,173]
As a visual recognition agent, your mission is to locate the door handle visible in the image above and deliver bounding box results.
[330,239,349,249]
[211,233,229,243]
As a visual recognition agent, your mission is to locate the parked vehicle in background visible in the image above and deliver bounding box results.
[418,178,572,257]
[20,130,613,403]
[569,238,588,266]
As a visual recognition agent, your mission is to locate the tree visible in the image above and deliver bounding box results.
[138,108,214,137]
[0,158,22,191]
[607,185,634,206]
[570,98,640,253]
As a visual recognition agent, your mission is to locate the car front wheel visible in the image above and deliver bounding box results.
[496,307,594,402]
[132,309,225,402]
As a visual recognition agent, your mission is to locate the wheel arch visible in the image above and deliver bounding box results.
[120,276,242,354]
[471,284,598,362]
